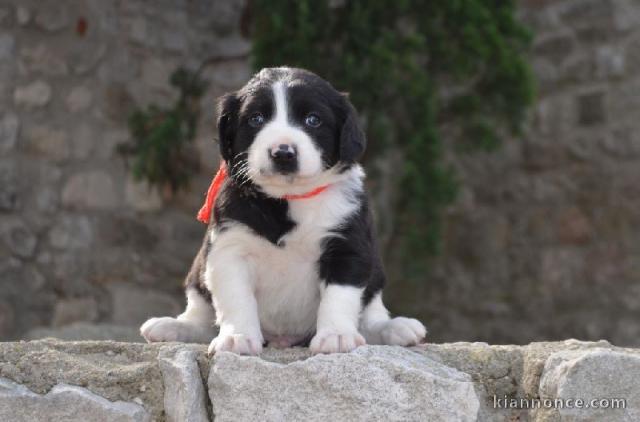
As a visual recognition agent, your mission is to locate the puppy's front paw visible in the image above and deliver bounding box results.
[140,317,185,343]
[208,334,263,356]
[309,330,366,354]
[380,317,427,346]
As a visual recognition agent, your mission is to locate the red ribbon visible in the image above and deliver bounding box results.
[197,162,330,224]
[196,162,228,224]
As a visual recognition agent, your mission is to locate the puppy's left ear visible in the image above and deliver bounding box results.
[339,102,366,163]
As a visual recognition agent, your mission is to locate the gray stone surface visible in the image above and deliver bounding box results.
[25,322,143,343]
[159,348,209,422]
[13,80,51,108]
[108,282,183,326]
[48,215,93,250]
[0,113,19,153]
[61,170,118,210]
[209,346,479,422]
[125,177,163,212]
[33,5,69,32]
[25,125,69,161]
[0,339,171,420]
[65,85,93,113]
[388,0,640,347]
[537,348,640,421]
[51,297,99,327]
[0,33,14,60]
[0,340,638,422]
[0,0,244,341]
[16,7,30,26]
[0,378,150,422]
[1,218,37,258]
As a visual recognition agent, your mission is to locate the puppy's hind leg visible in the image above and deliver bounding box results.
[140,287,217,344]
[359,293,427,346]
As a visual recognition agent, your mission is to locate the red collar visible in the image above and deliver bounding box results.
[197,162,330,224]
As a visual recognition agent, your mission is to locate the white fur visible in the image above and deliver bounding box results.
[309,284,366,354]
[140,288,216,344]
[360,293,427,346]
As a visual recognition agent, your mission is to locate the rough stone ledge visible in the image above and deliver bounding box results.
[0,339,638,421]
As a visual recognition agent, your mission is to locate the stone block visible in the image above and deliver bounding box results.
[125,177,163,212]
[158,348,209,422]
[0,33,14,61]
[576,91,606,126]
[25,323,143,343]
[70,123,95,159]
[1,219,37,258]
[14,80,52,108]
[557,207,592,245]
[0,160,19,211]
[0,378,150,422]
[537,349,640,421]
[61,171,118,210]
[33,6,70,32]
[595,46,625,78]
[209,346,480,422]
[52,297,99,327]
[18,43,69,76]
[0,340,638,421]
[141,58,175,91]
[25,125,69,162]
[48,215,93,250]
[16,7,30,26]
[65,86,93,113]
[533,33,574,66]
[107,282,182,326]
[0,113,19,153]
[208,0,247,36]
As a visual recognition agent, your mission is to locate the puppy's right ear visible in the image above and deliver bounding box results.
[339,102,366,164]
[216,93,240,162]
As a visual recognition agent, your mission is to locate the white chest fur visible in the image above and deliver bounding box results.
[206,167,363,338]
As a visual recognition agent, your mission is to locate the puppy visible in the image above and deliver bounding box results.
[140,67,426,355]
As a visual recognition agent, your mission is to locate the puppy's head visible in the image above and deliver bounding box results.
[216,67,365,197]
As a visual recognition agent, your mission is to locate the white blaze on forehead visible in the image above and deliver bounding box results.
[272,81,288,123]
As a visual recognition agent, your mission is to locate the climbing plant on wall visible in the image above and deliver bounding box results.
[251,0,534,279]
[119,68,207,192]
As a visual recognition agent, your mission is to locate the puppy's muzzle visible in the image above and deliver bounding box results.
[269,143,298,174]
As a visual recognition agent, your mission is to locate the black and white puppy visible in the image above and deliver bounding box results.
[140,67,426,355]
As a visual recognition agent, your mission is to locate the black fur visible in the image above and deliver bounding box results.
[318,195,385,305]
[184,228,212,303]
[213,178,296,246]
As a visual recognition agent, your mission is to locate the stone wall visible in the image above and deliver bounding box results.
[387,0,640,347]
[0,0,250,340]
[2,0,640,347]
[0,340,638,421]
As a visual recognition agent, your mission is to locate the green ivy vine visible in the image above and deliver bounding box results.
[251,0,534,278]
[118,68,207,192]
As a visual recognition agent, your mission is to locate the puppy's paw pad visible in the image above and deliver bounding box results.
[309,331,366,354]
[208,334,263,356]
[380,317,427,346]
[140,317,185,343]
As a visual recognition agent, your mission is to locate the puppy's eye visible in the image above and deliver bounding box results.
[305,113,322,128]
[248,113,265,128]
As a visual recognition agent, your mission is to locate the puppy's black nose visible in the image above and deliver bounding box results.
[270,144,297,161]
